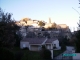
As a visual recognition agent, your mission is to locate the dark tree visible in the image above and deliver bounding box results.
[26,32,36,38]
[43,32,50,38]
[0,48,15,60]
[40,45,52,60]
[14,31,22,47]
[38,21,45,27]
[75,30,80,53]
[0,8,20,48]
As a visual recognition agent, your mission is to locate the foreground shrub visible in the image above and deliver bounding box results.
[15,50,24,60]
[0,48,15,60]
[40,45,52,60]
[22,47,29,51]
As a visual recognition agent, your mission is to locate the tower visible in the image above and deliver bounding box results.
[49,17,51,23]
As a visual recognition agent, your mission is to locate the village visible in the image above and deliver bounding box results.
[0,0,80,60]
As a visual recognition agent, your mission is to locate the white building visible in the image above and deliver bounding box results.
[20,37,60,59]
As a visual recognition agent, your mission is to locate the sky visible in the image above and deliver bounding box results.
[0,0,80,31]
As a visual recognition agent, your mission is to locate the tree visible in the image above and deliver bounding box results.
[38,21,45,27]
[77,20,80,27]
[40,45,52,60]
[26,32,36,38]
[75,30,80,53]
[41,27,45,31]
[43,32,50,38]
[69,30,80,53]
[21,18,31,23]
[0,8,13,23]
[0,48,15,60]
[72,20,80,52]
[51,22,57,28]
[14,31,22,47]
[47,22,57,30]
[0,8,20,48]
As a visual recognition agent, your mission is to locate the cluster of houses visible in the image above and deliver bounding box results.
[15,17,72,59]
[20,36,60,59]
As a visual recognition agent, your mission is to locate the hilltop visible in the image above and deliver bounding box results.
[15,17,69,29]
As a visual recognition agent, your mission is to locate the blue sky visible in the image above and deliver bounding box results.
[0,0,80,31]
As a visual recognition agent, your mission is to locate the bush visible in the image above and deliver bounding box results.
[15,50,24,60]
[40,45,52,60]
[0,48,15,60]
[61,44,66,51]
[53,46,57,49]
[22,47,29,51]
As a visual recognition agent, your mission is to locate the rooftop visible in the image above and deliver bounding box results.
[45,38,57,44]
[21,37,46,44]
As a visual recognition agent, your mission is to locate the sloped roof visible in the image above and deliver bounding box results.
[21,37,46,44]
[45,38,58,44]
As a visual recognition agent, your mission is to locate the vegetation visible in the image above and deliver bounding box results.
[53,49,65,57]
[38,21,45,27]
[75,30,80,53]
[70,21,80,53]
[43,31,51,38]
[26,32,36,38]
[21,18,31,23]
[51,22,57,28]
[0,47,43,60]
[40,45,52,60]
[0,47,15,60]
[0,8,20,48]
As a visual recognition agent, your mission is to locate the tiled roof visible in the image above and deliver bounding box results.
[21,37,46,44]
[45,38,57,44]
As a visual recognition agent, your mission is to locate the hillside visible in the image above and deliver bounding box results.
[15,17,69,29]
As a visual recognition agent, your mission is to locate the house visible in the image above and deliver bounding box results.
[58,24,68,29]
[20,37,60,59]
[20,38,47,51]
[45,38,60,50]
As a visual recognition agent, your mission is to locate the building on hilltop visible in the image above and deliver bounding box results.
[58,24,68,29]
[44,17,55,28]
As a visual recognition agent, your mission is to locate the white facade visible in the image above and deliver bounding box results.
[20,42,29,49]
[53,39,59,48]
[20,38,60,59]
[31,23,40,28]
